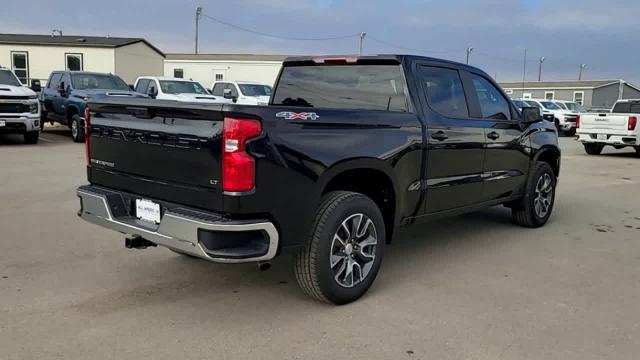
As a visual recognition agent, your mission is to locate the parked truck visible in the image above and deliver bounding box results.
[577,99,639,156]
[77,55,561,304]
[0,67,41,144]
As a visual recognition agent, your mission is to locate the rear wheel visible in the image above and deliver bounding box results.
[70,114,85,143]
[294,191,385,304]
[583,143,604,155]
[24,131,39,144]
[634,146,640,157]
[512,162,556,228]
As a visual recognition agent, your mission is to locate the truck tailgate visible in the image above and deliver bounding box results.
[580,113,629,134]
[87,99,225,210]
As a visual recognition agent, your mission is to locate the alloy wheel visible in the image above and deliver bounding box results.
[534,173,554,218]
[330,213,378,288]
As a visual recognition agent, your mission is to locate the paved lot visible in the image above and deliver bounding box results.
[1,130,639,360]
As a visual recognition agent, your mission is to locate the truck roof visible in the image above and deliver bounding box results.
[282,54,485,73]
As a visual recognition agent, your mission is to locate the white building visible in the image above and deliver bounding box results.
[164,54,287,88]
[0,33,165,85]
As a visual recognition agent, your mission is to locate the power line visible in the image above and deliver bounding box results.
[200,13,360,41]
[367,36,461,55]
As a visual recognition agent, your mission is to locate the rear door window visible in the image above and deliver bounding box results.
[470,74,511,120]
[612,102,640,113]
[272,65,409,112]
[417,66,469,118]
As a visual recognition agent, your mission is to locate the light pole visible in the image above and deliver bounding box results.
[538,56,545,81]
[195,7,202,54]
[359,32,366,56]
[466,47,474,65]
[579,64,586,80]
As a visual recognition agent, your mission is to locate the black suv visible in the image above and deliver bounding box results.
[76,55,560,304]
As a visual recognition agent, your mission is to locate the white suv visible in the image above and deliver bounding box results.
[211,81,272,106]
[134,77,230,104]
[0,68,41,144]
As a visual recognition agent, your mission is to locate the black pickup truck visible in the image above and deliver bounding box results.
[77,55,560,304]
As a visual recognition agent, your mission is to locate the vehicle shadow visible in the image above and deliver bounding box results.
[69,206,521,318]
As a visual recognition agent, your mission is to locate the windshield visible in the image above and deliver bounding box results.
[238,84,272,97]
[555,102,568,110]
[71,73,130,91]
[0,70,22,87]
[564,102,585,112]
[525,101,542,109]
[541,101,561,110]
[159,80,208,95]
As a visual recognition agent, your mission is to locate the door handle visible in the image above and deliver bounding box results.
[487,131,500,140]
[430,131,448,141]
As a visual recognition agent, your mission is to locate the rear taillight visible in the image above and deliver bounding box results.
[575,115,580,128]
[629,116,637,131]
[222,117,262,192]
[84,107,91,167]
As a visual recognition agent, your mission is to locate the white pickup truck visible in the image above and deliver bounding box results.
[577,99,639,156]
[0,67,41,144]
[134,77,230,104]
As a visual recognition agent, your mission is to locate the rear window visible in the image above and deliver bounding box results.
[272,65,409,112]
[612,102,640,113]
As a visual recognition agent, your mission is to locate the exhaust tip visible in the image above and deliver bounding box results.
[258,262,271,271]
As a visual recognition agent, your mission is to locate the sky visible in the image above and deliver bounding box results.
[1,0,638,83]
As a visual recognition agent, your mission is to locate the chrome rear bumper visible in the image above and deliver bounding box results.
[77,185,279,263]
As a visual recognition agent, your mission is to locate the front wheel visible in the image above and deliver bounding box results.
[70,114,85,143]
[564,128,576,136]
[583,143,604,155]
[512,162,557,228]
[294,191,385,305]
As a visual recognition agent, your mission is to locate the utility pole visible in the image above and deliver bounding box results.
[578,64,586,80]
[465,47,474,65]
[195,6,202,54]
[522,48,527,91]
[359,32,366,56]
[538,56,545,81]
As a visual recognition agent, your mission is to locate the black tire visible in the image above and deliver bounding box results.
[583,143,604,155]
[24,131,39,144]
[634,146,640,157]
[294,191,385,305]
[40,116,45,131]
[564,128,576,136]
[512,162,557,228]
[70,114,85,143]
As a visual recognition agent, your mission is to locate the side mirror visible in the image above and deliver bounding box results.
[521,107,542,124]
[147,86,157,99]
[30,79,42,92]
[223,88,236,101]
[58,82,67,96]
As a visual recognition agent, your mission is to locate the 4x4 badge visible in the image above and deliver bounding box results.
[276,111,320,120]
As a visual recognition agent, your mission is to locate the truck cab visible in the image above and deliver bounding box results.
[41,71,147,142]
[211,81,272,105]
[134,76,229,104]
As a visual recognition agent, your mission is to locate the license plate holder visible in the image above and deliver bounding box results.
[135,199,161,224]
[597,134,607,141]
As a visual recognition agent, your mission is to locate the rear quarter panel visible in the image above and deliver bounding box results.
[224,105,424,248]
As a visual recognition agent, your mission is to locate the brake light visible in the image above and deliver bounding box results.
[222,117,262,192]
[313,57,358,64]
[575,115,580,128]
[629,116,637,131]
[84,107,91,167]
